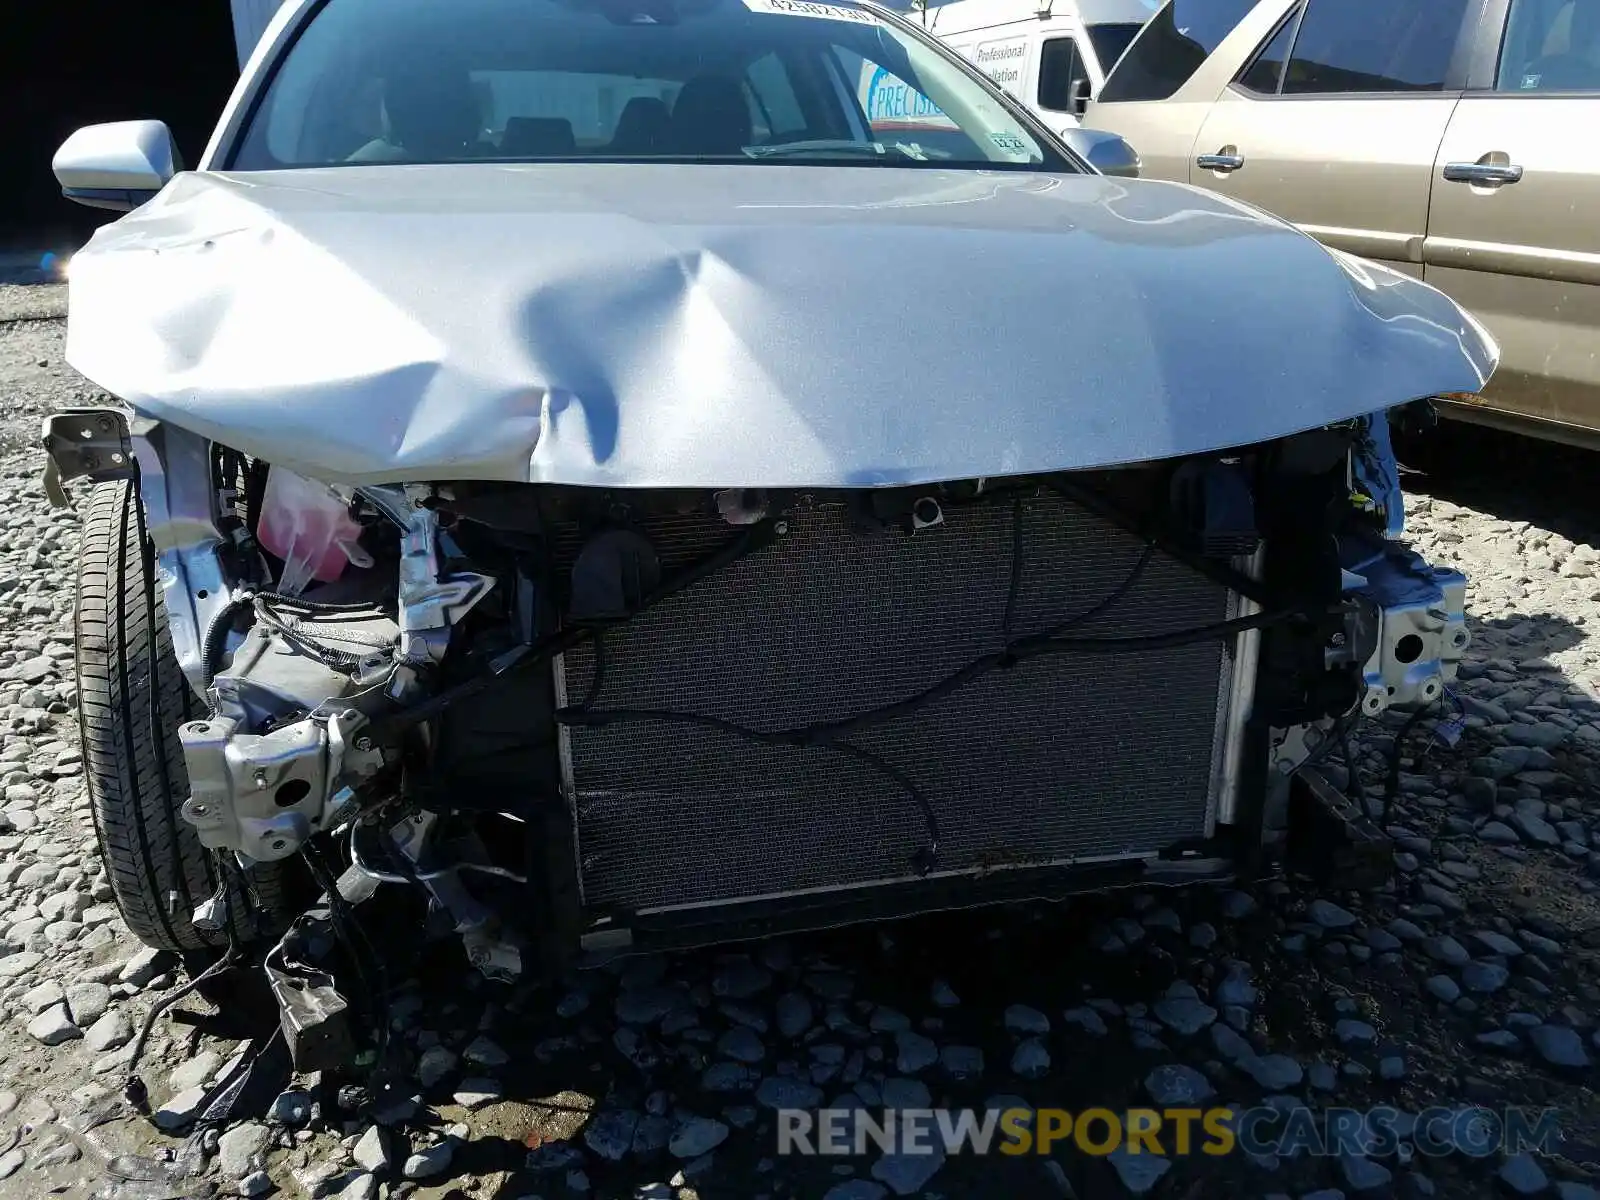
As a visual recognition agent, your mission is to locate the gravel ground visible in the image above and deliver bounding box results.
[0,286,1596,1200]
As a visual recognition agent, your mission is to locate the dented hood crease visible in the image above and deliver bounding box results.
[64,163,1498,487]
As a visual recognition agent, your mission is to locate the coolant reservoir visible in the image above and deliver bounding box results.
[256,467,372,593]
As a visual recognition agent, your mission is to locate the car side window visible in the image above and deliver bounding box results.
[1236,7,1301,95]
[1037,37,1087,111]
[1096,0,1258,103]
[1281,0,1468,93]
[1497,0,1600,91]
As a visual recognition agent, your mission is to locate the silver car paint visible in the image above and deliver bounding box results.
[64,163,1497,487]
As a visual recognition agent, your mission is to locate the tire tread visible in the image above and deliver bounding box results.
[75,480,286,953]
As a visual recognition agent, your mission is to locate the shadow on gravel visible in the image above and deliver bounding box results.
[1467,609,1588,662]
[1400,420,1600,548]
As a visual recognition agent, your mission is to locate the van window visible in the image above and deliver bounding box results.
[1281,0,1467,93]
[1096,0,1258,102]
[1037,37,1087,110]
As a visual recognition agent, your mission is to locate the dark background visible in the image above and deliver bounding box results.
[0,2,243,252]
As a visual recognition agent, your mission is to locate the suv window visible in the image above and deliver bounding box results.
[1037,36,1086,110]
[231,0,1064,171]
[1281,0,1467,93]
[1497,0,1600,91]
[1096,0,1258,103]
[1086,22,1144,75]
[1236,7,1299,94]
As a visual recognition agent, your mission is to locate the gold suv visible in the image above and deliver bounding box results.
[1086,0,1600,448]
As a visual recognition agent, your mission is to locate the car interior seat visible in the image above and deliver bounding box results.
[380,65,484,159]
[501,117,579,158]
[669,76,753,156]
[607,97,673,154]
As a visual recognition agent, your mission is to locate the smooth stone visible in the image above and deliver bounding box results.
[26,1002,79,1046]
[1335,1019,1377,1047]
[1011,1038,1051,1079]
[669,1117,729,1159]
[1003,1004,1051,1035]
[1310,900,1359,929]
[776,992,814,1039]
[1462,962,1510,993]
[1498,1153,1550,1196]
[402,1141,454,1179]
[1108,1146,1172,1195]
[1425,976,1462,1003]
[1244,1054,1304,1091]
[871,1144,946,1197]
[894,1031,938,1075]
[1144,1064,1213,1105]
[218,1122,273,1178]
[1341,1154,1393,1192]
[757,1076,824,1109]
[1529,1025,1590,1070]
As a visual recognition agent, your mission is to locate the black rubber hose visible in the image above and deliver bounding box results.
[199,594,258,689]
[252,589,381,613]
[1383,701,1439,827]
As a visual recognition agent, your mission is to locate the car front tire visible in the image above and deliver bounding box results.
[75,479,289,955]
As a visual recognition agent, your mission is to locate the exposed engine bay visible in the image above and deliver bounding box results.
[47,403,1466,1065]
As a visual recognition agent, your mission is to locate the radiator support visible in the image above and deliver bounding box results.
[552,490,1250,934]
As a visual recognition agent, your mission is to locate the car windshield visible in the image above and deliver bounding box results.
[230,0,1067,171]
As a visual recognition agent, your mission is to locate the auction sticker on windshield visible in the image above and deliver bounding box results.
[741,0,880,23]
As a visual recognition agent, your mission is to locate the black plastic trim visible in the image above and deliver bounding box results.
[577,855,1238,958]
[61,187,158,212]
[1461,0,1515,90]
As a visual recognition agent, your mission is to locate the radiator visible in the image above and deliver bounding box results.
[554,492,1239,916]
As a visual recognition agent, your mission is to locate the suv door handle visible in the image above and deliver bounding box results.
[1442,161,1523,186]
[1196,152,1245,172]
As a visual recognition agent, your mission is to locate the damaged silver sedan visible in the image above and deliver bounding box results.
[46,0,1489,1070]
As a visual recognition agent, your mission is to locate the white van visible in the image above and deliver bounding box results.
[918,0,1160,136]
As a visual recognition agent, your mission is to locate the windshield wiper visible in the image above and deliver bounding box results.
[744,139,925,160]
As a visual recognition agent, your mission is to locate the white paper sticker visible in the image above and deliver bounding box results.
[741,0,880,24]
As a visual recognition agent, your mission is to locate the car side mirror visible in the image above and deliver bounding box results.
[1070,78,1092,118]
[1059,127,1140,178]
[53,120,181,212]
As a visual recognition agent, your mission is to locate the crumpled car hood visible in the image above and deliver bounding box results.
[65,164,1497,487]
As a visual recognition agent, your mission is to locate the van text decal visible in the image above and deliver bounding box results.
[971,37,1028,93]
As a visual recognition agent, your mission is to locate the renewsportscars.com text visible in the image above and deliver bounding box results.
[776,1105,1562,1159]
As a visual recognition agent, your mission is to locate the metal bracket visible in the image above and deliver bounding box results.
[136,423,238,696]
[399,511,494,657]
[40,408,135,508]
[1346,550,1468,717]
[355,485,494,671]
[179,709,375,863]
